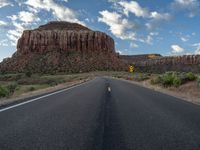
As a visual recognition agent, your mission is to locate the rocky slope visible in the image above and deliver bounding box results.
[120,54,162,64]
[0,21,126,73]
[124,54,200,73]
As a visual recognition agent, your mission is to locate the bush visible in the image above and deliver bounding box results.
[0,73,23,81]
[0,86,9,98]
[151,72,197,88]
[173,76,182,87]
[186,72,196,81]
[6,83,18,94]
[46,80,58,86]
[161,72,175,87]
[28,86,35,91]
[25,71,32,78]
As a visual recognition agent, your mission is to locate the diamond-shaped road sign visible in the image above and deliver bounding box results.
[129,65,134,73]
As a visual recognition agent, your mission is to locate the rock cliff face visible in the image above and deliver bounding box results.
[120,54,162,64]
[17,21,115,55]
[0,21,126,73]
[126,55,200,73]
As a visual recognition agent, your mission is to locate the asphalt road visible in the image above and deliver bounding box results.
[0,77,200,150]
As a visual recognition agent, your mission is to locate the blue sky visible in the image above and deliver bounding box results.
[0,0,200,62]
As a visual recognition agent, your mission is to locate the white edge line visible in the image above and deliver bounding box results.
[0,80,92,113]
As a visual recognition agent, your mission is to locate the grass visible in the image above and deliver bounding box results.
[0,72,92,99]
[150,72,197,87]
[0,86,9,98]
[112,72,150,81]
[13,84,50,96]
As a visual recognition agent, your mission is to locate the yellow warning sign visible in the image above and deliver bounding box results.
[129,65,134,73]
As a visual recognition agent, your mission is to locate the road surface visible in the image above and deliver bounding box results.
[0,77,200,150]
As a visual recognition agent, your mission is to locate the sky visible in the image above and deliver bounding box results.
[0,0,200,62]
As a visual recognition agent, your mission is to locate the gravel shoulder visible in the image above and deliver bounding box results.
[113,77,200,105]
[0,78,92,107]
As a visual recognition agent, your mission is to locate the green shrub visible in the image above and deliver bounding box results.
[0,86,9,98]
[25,71,32,77]
[151,72,197,88]
[0,73,23,81]
[6,83,18,94]
[28,86,35,91]
[161,72,175,87]
[186,72,196,81]
[44,79,58,86]
[173,76,182,87]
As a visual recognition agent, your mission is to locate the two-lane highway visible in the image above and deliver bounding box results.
[0,78,200,150]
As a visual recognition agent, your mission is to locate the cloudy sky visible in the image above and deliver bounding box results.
[0,0,200,62]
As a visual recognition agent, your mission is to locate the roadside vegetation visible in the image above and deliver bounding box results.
[112,71,200,89]
[0,72,92,99]
[150,72,197,87]
[151,72,197,87]
[0,71,200,100]
[112,72,150,81]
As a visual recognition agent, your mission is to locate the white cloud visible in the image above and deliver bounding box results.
[7,15,17,21]
[172,0,199,8]
[171,0,200,17]
[149,32,159,36]
[6,10,40,45]
[5,0,84,47]
[98,10,137,40]
[18,11,40,24]
[116,49,122,54]
[192,32,196,36]
[180,37,188,42]
[118,1,149,17]
[146,35,153,45]
[118,1,171,21]
[146,12,171,30]
[0,39,9,46]
[7,22,28,45]
[130,42,138,48]
[0,0,12,8]
[150,12,171,20]
[171,44,185,54]
[0,20,7,26]
[192,43,200,54]
[85,18,94,23]
[116,1,171,30]
[138,32,159,45]
[108,0,120,2]
[25,0,84,24]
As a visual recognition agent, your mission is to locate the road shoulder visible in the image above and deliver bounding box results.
[111,77,200,105]
[0,78,93,108]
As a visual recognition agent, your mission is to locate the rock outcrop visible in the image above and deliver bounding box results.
[0,21,126,73]
[124,54,200,73]
[120,54,162,64]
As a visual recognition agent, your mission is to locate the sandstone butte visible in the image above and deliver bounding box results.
[0,21,126,73]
